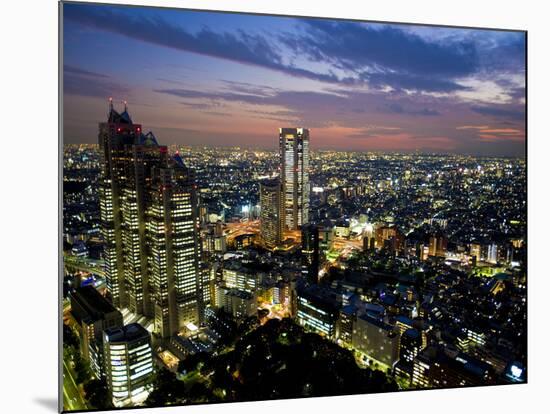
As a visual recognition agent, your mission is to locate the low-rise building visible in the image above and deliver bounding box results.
[70,286,123,377]
[352,314,399,367]
[103,323,153,408]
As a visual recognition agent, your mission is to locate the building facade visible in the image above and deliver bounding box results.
[279,128,310,230]
[147,155,202,338]
[352,314,399,367]
[296,286,339,338]
[70,285,124,377]
[103,323,154,407]
[301,223,320,284]
[259,179,283,248]
[412,346,495,389]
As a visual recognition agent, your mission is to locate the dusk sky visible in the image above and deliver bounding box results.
[63,2,526,156]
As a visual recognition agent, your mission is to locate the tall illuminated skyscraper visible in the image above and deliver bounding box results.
[147,154,202,337]
[99,99,202,337]
[259,179,282,248]
[99,99,158,311]
[279,128,310,230]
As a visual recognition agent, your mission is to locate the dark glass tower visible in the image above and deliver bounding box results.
[259,178,283,248]
[301,223,320,284]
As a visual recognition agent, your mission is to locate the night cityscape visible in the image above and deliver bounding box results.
[61,2,526,412]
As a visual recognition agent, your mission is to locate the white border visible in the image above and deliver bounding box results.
[2,0,548,413]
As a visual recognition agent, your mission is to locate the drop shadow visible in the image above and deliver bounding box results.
[33,397,59,412]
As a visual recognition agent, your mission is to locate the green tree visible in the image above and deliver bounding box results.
[145,368,186,407]
[63,324,79,349]
[73,350,91,384]
[84,378,111,409]
[177,352,208,374]
[187,381,210,402]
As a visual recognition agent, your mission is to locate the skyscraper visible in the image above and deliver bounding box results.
[428,233,448,257]
[259,178,282,248]
[301,223,320,284]
[99,99,143,310]
[279,128,310,230]
[147,153,203,337]
[98,99,202,338]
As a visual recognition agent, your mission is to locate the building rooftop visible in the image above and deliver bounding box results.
[297,284,341,313]
[226,288,254,300]
[104,323,150,343]
[138,131,159,146]
[417,345,492,380]
[107,103,132,125]
[260,178,280,188]
[358,313,393,331]
[70,285,119,324]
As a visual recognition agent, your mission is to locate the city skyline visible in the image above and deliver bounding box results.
[63,3,526,156]
[61,3,527,412]
[63,108,527,409]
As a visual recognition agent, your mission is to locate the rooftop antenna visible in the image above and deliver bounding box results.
[109,96,113,112]
[123,100,128,112]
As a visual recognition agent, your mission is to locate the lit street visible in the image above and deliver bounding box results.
[62,359,88,411]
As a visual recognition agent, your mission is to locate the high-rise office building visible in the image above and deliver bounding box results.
[412,345,495,388]
[375,225,404,253]
[222,261,259,293]
[98,100,202,338]
[318,222,334,260]
[279,128,310,230]
[99,100,144,310]
[337,305,356,345]
[147,154,202,337]
[352,314,399,367]
[395,327,422,383]
[99,99,166,312]
[470,243,482,263]
[202,222,226,256]
[103,323,154,407]
[301,223,320,284]
[259,179,282,248]
[296,285,339,338]
[218,288,257,320]
[400,328,422,365]
[428,233,447,257]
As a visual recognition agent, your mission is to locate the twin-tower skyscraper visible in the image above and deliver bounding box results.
[98,100,201,339]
